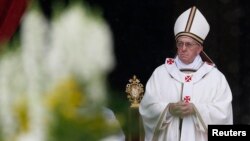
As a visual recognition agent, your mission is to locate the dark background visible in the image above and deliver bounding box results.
[3,0,250,140]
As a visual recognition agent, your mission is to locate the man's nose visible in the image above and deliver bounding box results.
[181,45,187,50]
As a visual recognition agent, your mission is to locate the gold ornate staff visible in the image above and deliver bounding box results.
[125,75,145,141]
[125,75,144,108]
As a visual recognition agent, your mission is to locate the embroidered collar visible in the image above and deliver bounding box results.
[164,58,215,83]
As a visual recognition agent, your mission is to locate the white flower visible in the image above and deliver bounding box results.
[19,8,50,141]
[47,4,115,104]
[0,2,116,141]
[0,49,26,141]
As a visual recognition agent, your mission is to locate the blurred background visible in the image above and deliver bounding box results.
[0,0,250,141]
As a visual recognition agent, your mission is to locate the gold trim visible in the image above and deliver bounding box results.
[200,51,214,64]
[185,6,197,32]
[180,69,197,73]
[152,105,170,141]
[175,32,203,44]
[193,104,208,132]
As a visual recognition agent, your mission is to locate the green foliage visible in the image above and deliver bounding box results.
[46,77,121,141]
[48,109,119,141]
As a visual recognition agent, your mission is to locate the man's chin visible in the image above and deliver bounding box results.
[179,58,191,64]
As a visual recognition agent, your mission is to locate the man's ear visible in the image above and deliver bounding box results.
[198,46,203,54]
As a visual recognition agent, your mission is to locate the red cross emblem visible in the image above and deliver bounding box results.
[185,75,192,82]
[184,96,191,103]
[166,58,174,65]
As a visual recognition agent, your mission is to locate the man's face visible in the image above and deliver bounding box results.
[176,36,203,64]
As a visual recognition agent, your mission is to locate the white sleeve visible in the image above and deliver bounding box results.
[139,70,171,140]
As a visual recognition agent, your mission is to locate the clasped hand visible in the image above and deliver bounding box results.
[169,101,195,118]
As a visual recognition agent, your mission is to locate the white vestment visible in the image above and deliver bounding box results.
[139,58,233,141]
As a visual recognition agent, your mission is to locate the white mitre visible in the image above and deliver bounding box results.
[174,6,214,64]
